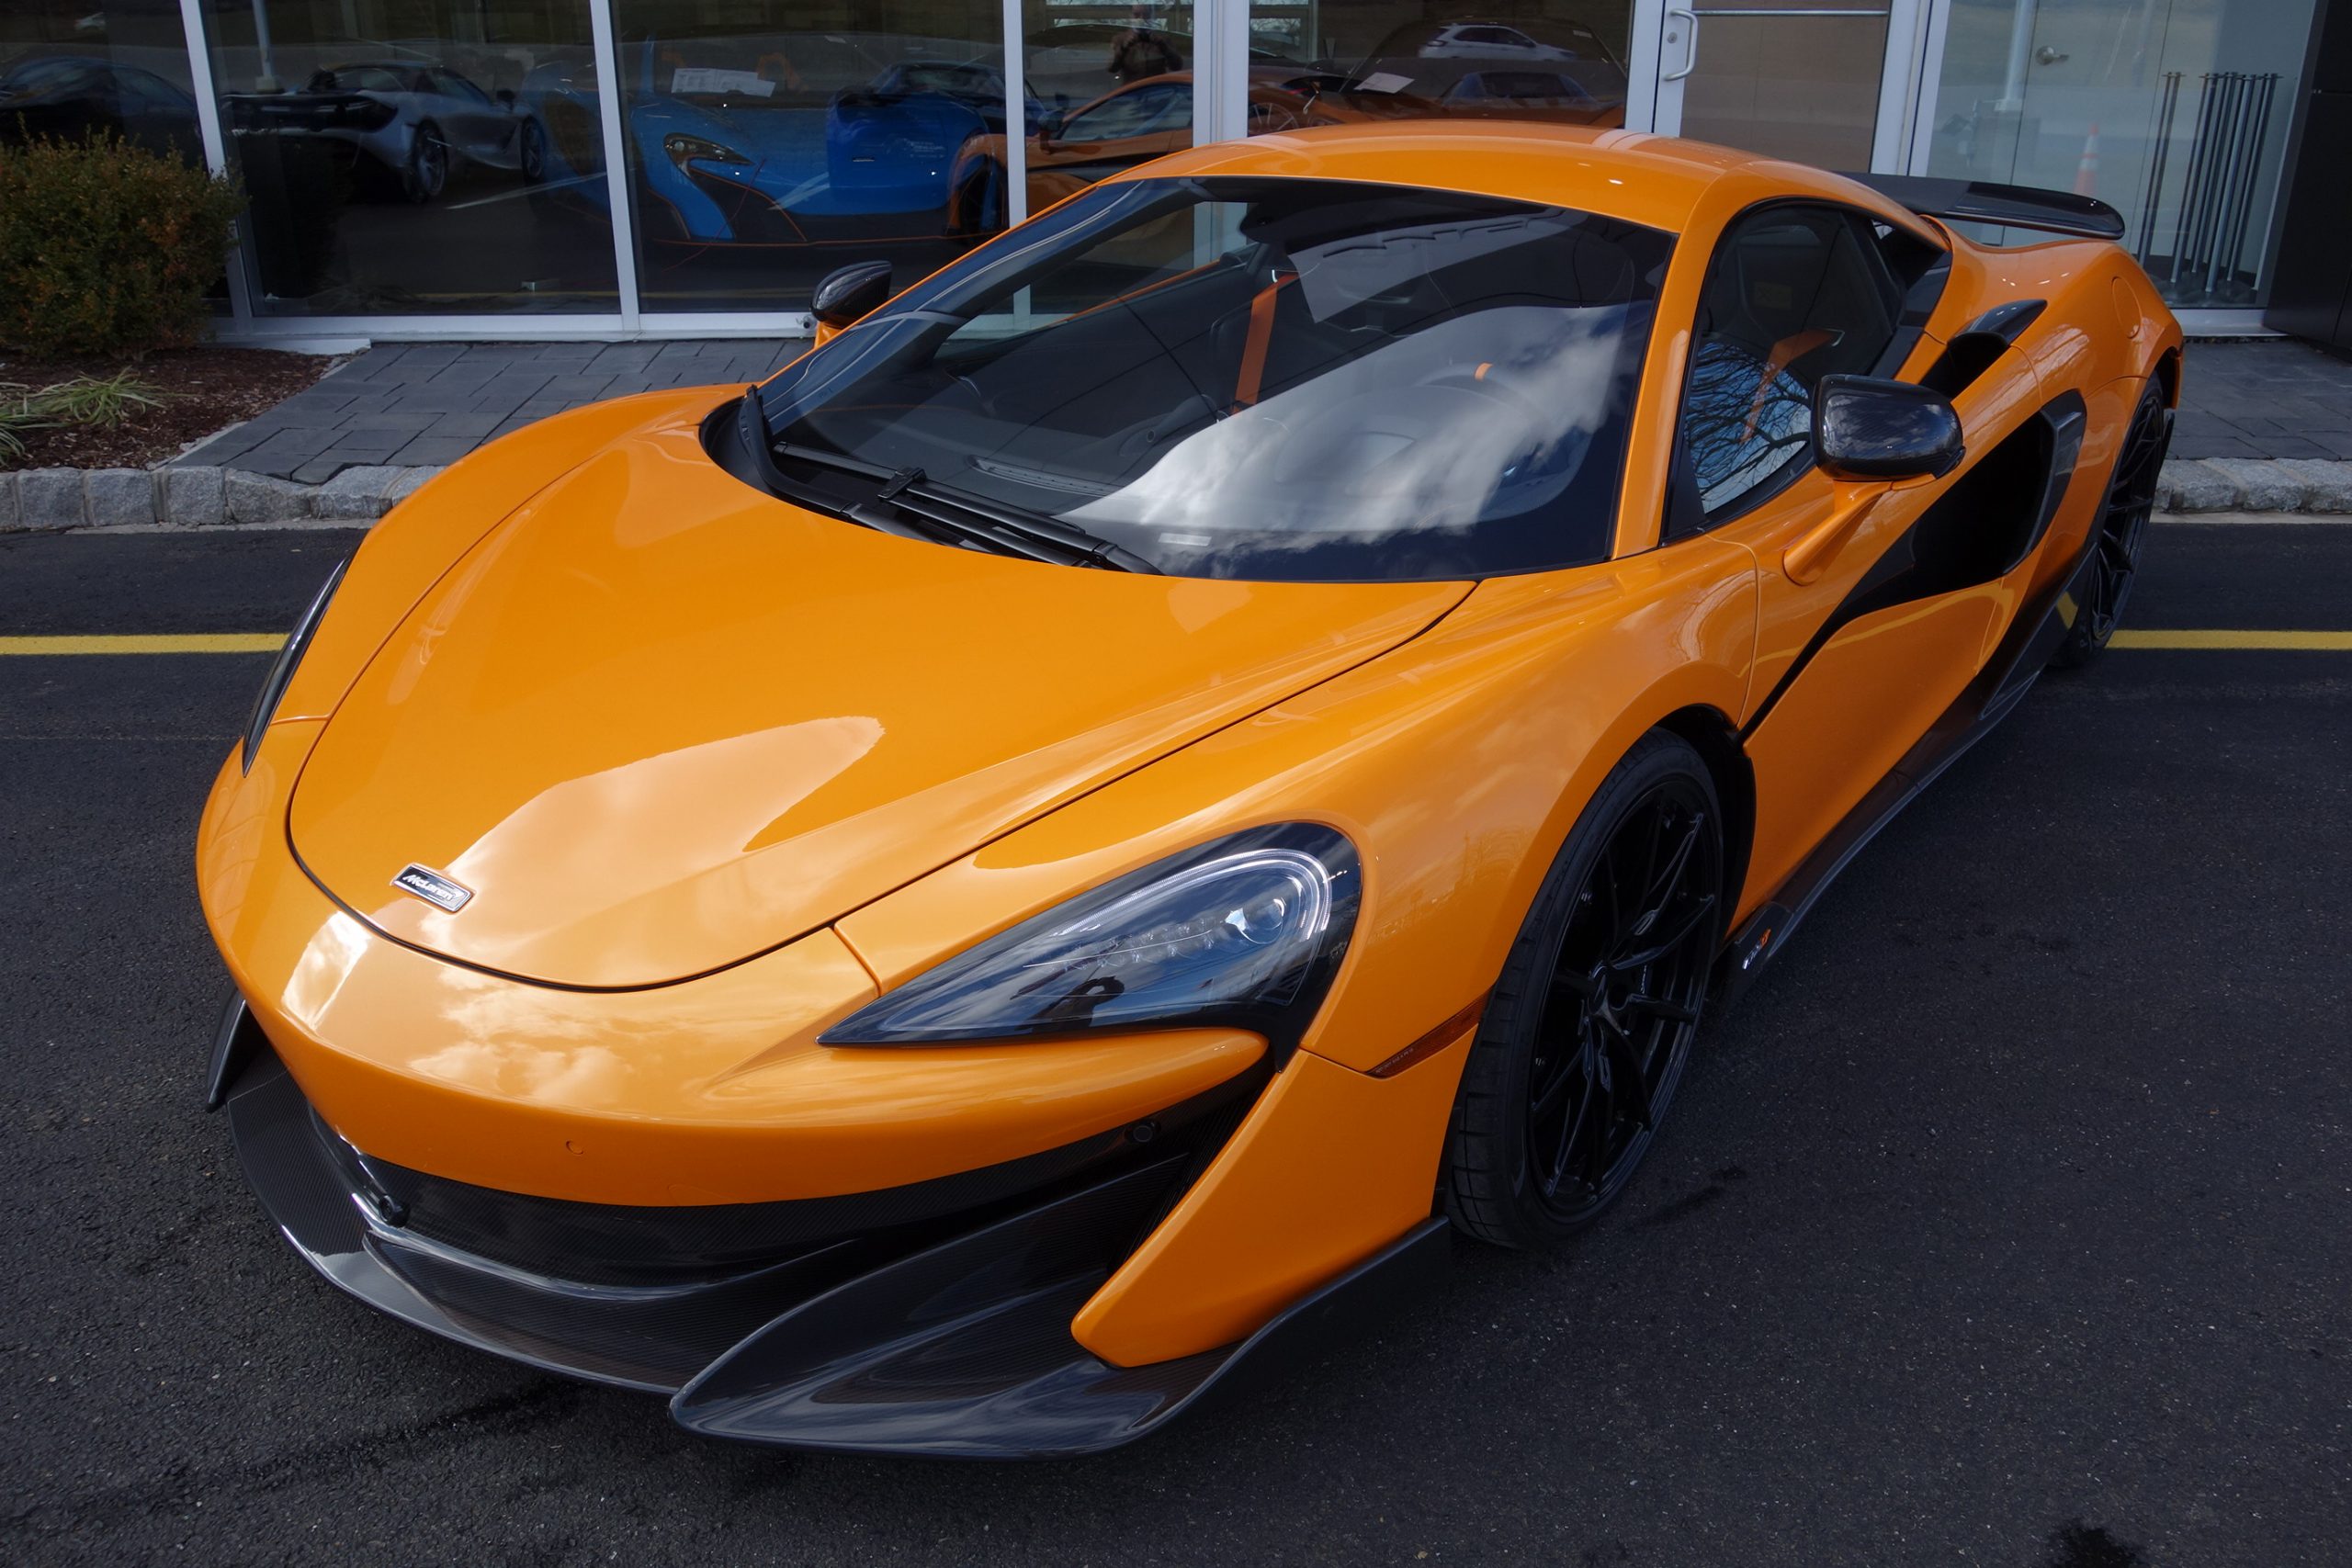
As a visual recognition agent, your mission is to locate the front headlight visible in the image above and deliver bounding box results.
[664,132,749,170]
[821,824,1360,1053]
[241,558,345,773]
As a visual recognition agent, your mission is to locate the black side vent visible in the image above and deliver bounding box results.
[1918,299,2047,399]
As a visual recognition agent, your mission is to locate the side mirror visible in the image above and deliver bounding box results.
[496,87,516,107]
[1035,108,1065,144]
[1813,375,1963,481]
[809,260,892,344]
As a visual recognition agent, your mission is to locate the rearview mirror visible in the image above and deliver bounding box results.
[1813,375,1963,481]
[810,260,892,333]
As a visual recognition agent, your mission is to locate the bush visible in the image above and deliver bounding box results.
[0,130,243,358]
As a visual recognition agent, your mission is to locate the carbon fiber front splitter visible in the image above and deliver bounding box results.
[220,1028,1449,1458]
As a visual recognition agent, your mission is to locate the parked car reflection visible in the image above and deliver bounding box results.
[223,62,545,201]
[525,33,1017,247]
[956,67,1325,214]
[0,53,202,159]
[1322,17,1629,126]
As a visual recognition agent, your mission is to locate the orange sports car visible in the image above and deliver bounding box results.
[200,123,2178,1458]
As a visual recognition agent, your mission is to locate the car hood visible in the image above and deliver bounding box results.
[289,403,1468,989]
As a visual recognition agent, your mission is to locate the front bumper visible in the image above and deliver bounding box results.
[219,1009,1446,1457]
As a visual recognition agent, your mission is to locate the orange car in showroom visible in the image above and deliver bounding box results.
[200,122,2178,1457]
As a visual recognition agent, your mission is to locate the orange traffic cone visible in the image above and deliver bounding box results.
[2075,122,2100,196]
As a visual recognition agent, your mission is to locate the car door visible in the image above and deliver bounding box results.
[426,69,511,163]
[1668,202,2011,910]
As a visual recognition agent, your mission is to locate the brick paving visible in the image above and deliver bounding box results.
[168,334,2352,486]
[174,339,798,482]
[2171,338,2352,461]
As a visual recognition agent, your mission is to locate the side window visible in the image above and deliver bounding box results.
[1677,204,1907,522]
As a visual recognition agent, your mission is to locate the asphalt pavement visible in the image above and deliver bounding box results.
[2,521,2346,1567]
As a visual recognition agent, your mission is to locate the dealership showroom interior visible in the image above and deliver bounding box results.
[5,1,2351,1564]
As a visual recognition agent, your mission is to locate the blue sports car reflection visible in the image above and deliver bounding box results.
[522,34,1031,246]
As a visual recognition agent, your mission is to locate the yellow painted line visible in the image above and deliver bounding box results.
[2110,629,2352,650]
[0,634,284,656]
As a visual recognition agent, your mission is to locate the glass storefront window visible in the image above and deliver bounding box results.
[1925,0,2319,307]
[2,1,209,164]
[1243,1,1629,131]
[196,0,619,313]
[1668,0,1893,169]
[1019,2,1201,215]
[611,1,1015,312]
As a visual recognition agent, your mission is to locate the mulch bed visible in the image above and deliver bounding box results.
[1,344,339,471]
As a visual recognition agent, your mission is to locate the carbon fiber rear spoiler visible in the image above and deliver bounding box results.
[1837,174,2127,241]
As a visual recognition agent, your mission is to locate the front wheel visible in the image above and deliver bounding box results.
[1443,732,1725,1249]
[2055,379,2171,667]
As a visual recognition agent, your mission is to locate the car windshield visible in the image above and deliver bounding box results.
[755,176,1671,583]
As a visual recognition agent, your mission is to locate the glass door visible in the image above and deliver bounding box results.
[1649,1,1926,170]
[1913,0,2319,309]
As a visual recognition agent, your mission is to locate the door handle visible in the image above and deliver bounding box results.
[1781,484,1887,584]
[1663,8,1700,82]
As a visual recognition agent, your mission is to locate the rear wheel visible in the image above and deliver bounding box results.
[2056,380,2171,667]
[1443,733,1725,1249]
[403,120,448,202]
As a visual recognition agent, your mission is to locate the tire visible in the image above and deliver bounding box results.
[403,120,448,203]
[2054,379,2171,668]
[519,118,548,185]
[948,159,1006,236]
[1443,732,1726,1250]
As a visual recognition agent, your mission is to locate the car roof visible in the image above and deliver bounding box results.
[1109,120,1905,238]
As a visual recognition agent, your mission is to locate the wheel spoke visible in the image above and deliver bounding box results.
[1629,811,1703,937]
[1614,891,1716,971]
[1544,1051,1599,1196]
[1626,993,1699,1024]
[1603,1032,1655,1132]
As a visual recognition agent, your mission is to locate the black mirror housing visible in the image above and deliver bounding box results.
[810,260,893,331]
[1814,375,1964,481]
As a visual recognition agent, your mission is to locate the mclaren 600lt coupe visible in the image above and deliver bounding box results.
[200,122,2179,1458]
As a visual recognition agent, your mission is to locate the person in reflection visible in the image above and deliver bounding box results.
[1110,6,1182,84]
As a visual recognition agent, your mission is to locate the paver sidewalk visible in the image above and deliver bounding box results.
[172,339,798,482]
[2171,339,2352,461]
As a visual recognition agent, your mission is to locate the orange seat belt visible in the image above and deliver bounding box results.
[1742,328,1835,441]
[1231,271,1296,410]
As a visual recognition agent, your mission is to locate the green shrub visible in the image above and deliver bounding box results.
[0,130,243,358]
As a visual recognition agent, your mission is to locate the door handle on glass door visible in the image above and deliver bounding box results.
[1664,9,1700,82]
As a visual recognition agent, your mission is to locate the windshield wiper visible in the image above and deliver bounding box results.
[890,471,1160,574]
[770,442,1157,573]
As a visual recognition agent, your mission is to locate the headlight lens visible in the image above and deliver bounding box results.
[664,133,749,170]
[821,824,1360,1052]
[241,558,345,773]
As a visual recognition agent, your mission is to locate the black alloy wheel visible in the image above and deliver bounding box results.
[405,120,448,202]
[1444,732,1726,1248]
[2056,380,2171,666]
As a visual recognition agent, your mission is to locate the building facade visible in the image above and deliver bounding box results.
[0,0,2330,344]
